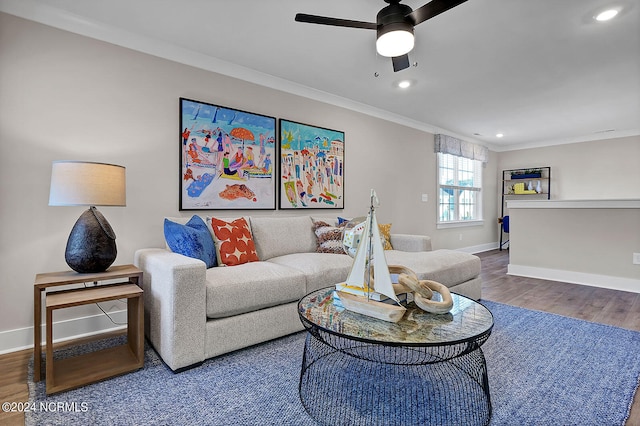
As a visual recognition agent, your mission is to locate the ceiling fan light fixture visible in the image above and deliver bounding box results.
[296,0,469,70]
[595,8,619,21]
[376,23,414,57]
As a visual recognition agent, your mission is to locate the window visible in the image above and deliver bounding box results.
[437,153,483,227]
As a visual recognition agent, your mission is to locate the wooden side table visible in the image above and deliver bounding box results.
[34,264,144,394]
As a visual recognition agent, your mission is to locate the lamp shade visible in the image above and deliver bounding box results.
[49,161,126,206]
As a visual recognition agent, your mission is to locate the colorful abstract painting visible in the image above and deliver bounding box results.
[279,119,344,209]
[180,98,276,210]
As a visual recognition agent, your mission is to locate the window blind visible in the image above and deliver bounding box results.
[434,134,489,163]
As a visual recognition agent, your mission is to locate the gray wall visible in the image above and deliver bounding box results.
[0,13,499,347]
[3,12,636,351]
[497,136,640,202]
[509,204,640,281]
[498,137,640,289]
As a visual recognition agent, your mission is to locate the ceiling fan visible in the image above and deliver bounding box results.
[295,0,468,72]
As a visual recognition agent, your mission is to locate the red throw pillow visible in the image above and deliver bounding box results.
[210,217,259,266]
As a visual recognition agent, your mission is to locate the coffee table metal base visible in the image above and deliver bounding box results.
[299,330,491,426]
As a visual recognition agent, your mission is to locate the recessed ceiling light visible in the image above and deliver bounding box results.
[496,133,504,138]
[595,9,619,21]
[397,80,411,89]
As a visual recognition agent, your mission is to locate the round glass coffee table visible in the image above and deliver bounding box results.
[298,287,494,426]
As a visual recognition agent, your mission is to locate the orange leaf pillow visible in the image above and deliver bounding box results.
[210,217,259,266]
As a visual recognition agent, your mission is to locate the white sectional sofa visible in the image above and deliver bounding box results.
[134,215,481,371]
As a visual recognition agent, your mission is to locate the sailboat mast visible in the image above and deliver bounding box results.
[366,190,375,301]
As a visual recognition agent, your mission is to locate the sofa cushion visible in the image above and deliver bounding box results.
[384,249,480,287]
[210,217,259,266]
[267,253,353,293]
[250,216,316,260]
[164,216,217,268]
[205,261,307,318]
[389,234,432,252]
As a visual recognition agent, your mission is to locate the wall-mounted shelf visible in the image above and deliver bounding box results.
[500,167,551,250]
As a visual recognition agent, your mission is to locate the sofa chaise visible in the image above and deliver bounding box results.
[134,215,481,371]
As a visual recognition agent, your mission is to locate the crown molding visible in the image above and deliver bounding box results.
[0,1,468,141]
[7,0,629,153]
[490,128,640,152]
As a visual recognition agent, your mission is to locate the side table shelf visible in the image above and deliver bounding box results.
[34,265,144,394]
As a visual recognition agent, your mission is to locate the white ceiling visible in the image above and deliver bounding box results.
[3,0,639,150]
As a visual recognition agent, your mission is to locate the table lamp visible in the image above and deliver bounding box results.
[49,161,126,273]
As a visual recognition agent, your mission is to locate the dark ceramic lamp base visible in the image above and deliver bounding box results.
[65,206,117,273]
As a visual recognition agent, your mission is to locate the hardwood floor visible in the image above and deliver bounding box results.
[477,250,640,332]
[0,348,30,426]
[1,249,638,425]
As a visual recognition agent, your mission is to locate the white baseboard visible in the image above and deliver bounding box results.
[0,310,127,355]
[457,242,499,254]
[507,264,640,294]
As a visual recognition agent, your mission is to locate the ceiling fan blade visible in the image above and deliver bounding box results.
[295,13,377,30]
[408,0,469,26]
[392,54,410,72]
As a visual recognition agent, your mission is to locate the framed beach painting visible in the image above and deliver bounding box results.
[180,98,276,210]
[279,119,344,209]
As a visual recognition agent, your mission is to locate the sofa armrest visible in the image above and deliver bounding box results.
[390,234,432,252]
[134,248,207,371]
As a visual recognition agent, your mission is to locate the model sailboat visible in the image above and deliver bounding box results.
[335,190,407,323]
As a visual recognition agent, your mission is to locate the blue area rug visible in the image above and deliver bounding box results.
[27,301,640,425]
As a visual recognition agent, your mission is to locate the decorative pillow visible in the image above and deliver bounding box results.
[164,216,217,268]
[337,217,351,225]
[312,221,346,254]
[378,223,393,250]
[210,217,259,266]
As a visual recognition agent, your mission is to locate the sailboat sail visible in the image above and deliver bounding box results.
[335,189,406,322]
[344,214,370,288]
[370,212,400,303]
[341,190,400,304]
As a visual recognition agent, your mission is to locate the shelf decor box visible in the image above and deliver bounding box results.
[511,172,542,179]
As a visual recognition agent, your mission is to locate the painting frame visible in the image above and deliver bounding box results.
[279,119,344,210]
[179,98,277,210]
